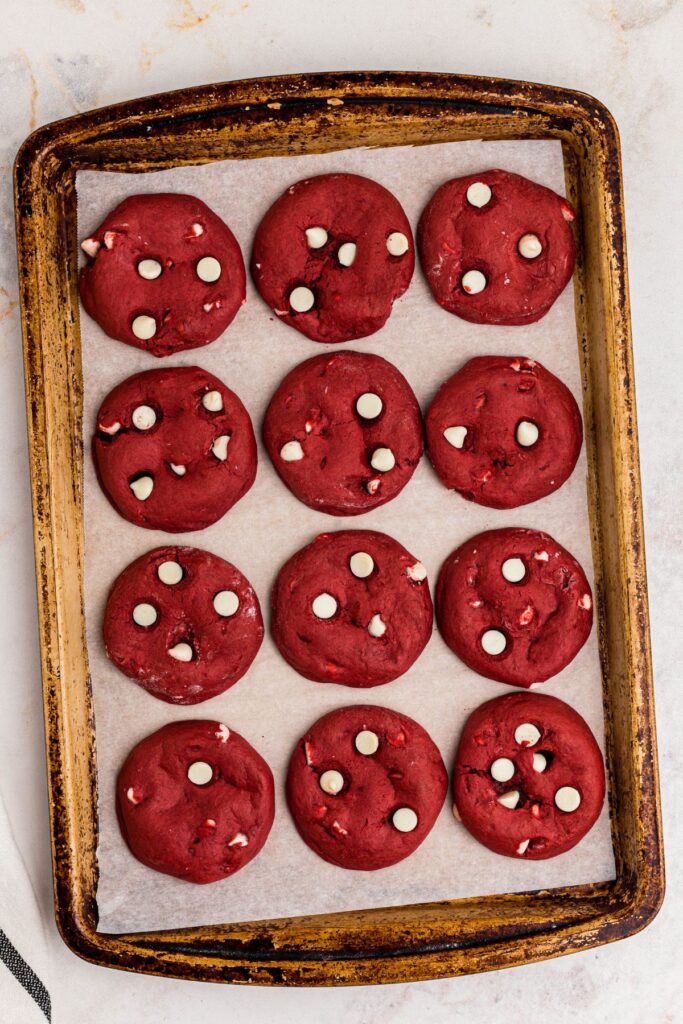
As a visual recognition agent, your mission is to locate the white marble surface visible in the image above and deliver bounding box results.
[0,1,680,1021]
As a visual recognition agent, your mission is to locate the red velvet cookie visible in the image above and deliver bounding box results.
[117,720,274,883]
[418,169,576,325]
[80,193,246,356]
[436,528,593,687]
[93,366,257,532]
[104,546,263,704]
[251,173,414,343]
[287,705,447,870]
[426,356,583,509]
[263,351,423,515]
[453,692,605,859]
[271,530,433,688]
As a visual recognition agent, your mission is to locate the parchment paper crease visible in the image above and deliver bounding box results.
[76,139,615,934]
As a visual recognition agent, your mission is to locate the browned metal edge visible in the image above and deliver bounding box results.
[13,70,664,986]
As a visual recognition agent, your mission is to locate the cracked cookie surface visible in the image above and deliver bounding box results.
[263,351,423,515]
[117,720,274,883]
[80,193,245,355]
[251,173,414,343]
[436,528,593,686]
[426,355,583,509]
[453,692,604,858]
[92,365,257,532]
[287,705,447,869]
[104,545,263,704]
[271,530,433,688]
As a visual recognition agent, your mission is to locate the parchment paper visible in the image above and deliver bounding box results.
[76,139,615,934]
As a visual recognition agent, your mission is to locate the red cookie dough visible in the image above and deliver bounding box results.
[418,169,576,326]
[104,546,263,704]
[453,692,605,859]
[80,193,246,356]
[426,356,583,509]
[271,530,433,688]
[287,705,447,870]
[117,720,274,883]
[93,366,257,533]
[436,528,593,687]
[251,173,414,343]
[263,351,423,516]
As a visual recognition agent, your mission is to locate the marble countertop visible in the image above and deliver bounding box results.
[0,1,680,1021]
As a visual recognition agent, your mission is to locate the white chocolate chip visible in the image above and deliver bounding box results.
[516,420,539,446]
[137,258,162,280]
[367,613,386,638]
[366,478,381,495]
[356,392,383,419]
[103,231,116,249]
[190,222,204,236]
[132,404,156,430]
[481,629,507,656]
[337,242,357,267]
[518,233,543,259]
[497,790,520,809]
[386,231,409,256]
[129,476,153,501]
[555,786,581,812]
[215,724,230,742]
[168,642,193,662]
[81,237,101,257]
[170,463,186,476]
[444,425,467,449]
[331,820,348,836]
[370,447,395,473]
[501,557,526,583]
[516,839,530,855]
[131,315,157,340]
[578,593,592,610]
[490,757,515,783]
[466,181,492,208]
[533,752,547,773]
[132,602,157,627]
[514,722,541,747]
[355,730,379,755]
[214,590,239,617]
[202,390,223,412]
[228,832,249,847]
[212,435,230,461]
[312,593,337,619]
[319,770,344,795]
[534,550,549,563]
[126,787,141,805]
[204,818,216,828]
[305,226,328,249]
[462,269,487,294]
[349,551,374,578]
[157,561,183,585]
[280,440,304,462]
[406,562,427,583]
[187,761,212,786]
[99,421,121,435]
[392,807,418,833]
[289,286,315,312]
[196,256,222,283]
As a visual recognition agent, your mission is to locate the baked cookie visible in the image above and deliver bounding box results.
[271,530,432,688]
[117,720,274,883]
[93,366,257,532]
[287,705,447,869]
[80,193,245,356]
[436,528,593,687]
[453,692,605,859]
[418,169,576,325]
[426,356,582,508]
[263,351,423,516]
[104,546,263,704]
[251,173,414,343]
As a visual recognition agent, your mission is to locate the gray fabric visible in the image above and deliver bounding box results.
[0,929,51,1021]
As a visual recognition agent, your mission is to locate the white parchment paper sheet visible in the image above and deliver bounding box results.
[76,139,615,934]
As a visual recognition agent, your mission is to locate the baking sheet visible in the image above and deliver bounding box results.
[76,139,616,934]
